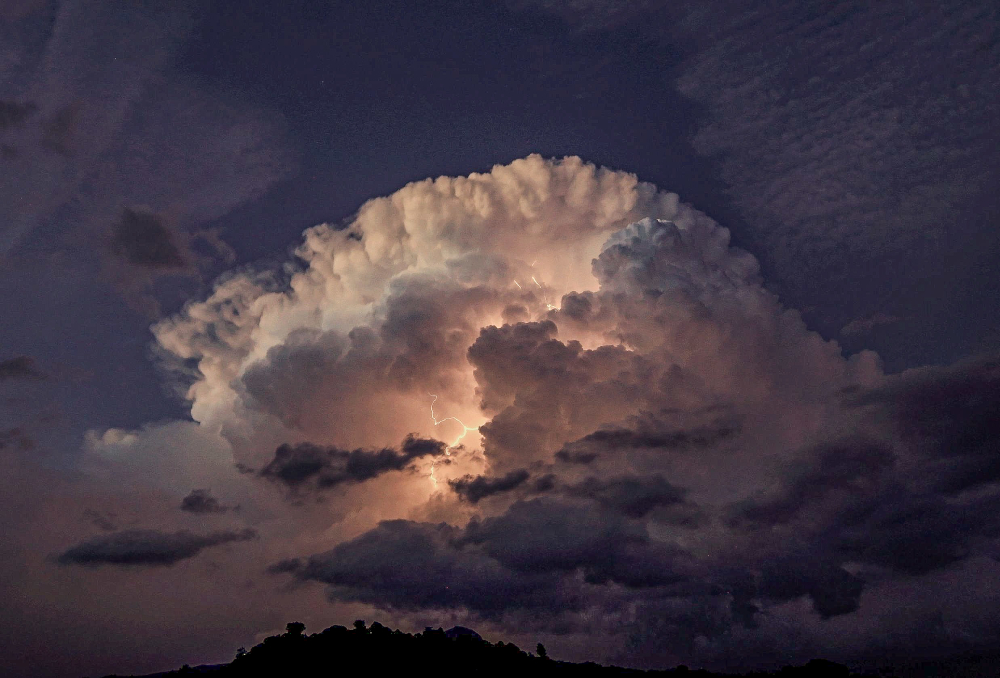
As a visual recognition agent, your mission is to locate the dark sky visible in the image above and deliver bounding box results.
[0,1,998,677]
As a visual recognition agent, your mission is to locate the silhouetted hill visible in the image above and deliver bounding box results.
[93,620,999,678]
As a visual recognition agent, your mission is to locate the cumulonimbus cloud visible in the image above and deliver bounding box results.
[77,155,1000,668]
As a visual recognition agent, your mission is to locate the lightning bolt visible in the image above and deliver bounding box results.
[531,276,541,288]
[427,394,480,491]
[429,394,478,454]
[513,280,522,289]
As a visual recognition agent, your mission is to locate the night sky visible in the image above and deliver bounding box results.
[1,2,998,677]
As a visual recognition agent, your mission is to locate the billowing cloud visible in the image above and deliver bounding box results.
[60,155,999,669]
[57,528,257,567]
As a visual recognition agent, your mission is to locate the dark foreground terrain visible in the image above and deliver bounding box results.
[95,621,998,678]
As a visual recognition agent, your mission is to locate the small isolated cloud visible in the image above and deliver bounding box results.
[99,206,210,317]
[0,356,45,381]
[179,489,234,514]
[260,435,448,492]
[56,528,257,567]
[109,207,190,270]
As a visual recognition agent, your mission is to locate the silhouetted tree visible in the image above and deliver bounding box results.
[163,618,883,678]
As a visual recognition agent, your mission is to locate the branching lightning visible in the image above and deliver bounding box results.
[427,394,481,490]
[429,394,478,453]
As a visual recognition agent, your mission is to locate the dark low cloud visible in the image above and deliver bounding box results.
[731,438,895,528]
[289,497,692,617]
[281,355,1000,640]
[179,489,233,514]
[57,528,257,567]
[260,435,447,492]
[727,356,1000,584]
[568,475,686,519]
[464,498,661,582]
[757,558,865,620]
[850,355,1000,495]
[294,519,566,614]
[556,417,741,461]
[0,356,45,381]
[449,469,530,503]
[108,207,189,270]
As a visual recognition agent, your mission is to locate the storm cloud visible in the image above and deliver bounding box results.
[57,528,257,567]
[73,155,1000,669]
[449,469,531,503]
[260,436,448,492]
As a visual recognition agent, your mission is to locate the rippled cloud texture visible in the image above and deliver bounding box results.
[21,156,1000,673]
